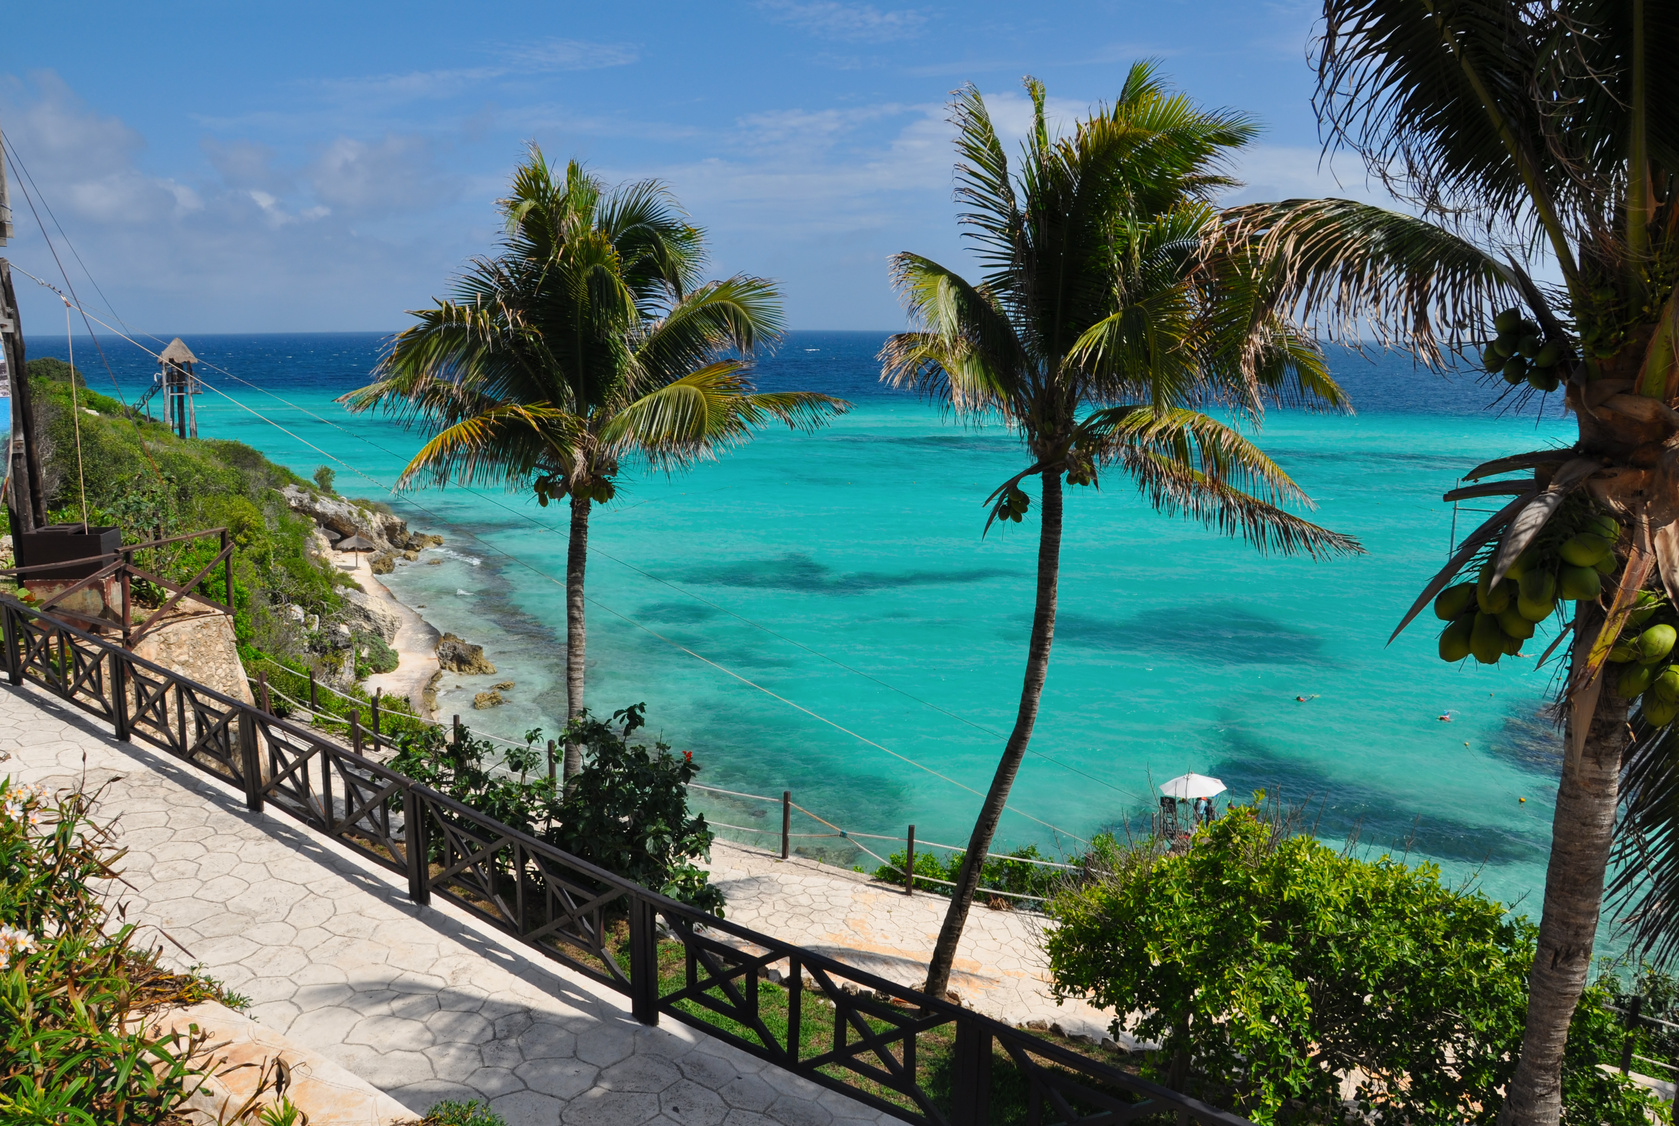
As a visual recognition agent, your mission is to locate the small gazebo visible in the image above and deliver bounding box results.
[157,338,199,440]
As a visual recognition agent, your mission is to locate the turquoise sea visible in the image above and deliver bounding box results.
[24,331,1577,913]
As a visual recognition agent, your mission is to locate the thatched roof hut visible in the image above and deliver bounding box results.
[336,535,378,552]
[158,338,198,367]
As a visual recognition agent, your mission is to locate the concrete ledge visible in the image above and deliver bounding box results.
[160,1001,413,1125]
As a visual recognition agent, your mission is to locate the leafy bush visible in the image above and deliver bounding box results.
[0,777,241,1123]
[872,841,1070,902]
[356,633,399,676]
[389,706,721,913]
[313,465,336,493]
[1045,801,1658,1124]
[420,1099,507,1126]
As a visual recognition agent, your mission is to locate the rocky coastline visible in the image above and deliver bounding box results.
[278,485,496,721]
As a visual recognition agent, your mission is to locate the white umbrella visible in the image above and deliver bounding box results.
[1159,773,1226,800]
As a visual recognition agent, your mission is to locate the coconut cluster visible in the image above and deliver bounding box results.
[1435,510,1619,664]
[1608,593,1679,725]
[1482,308,1565,392]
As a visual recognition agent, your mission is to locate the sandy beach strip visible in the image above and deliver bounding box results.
[335,552,442,719]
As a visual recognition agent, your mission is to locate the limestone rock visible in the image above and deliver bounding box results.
[472,690,504,710]
[369,552,395,575]
[133,614,255,707]
[436,633,495,675]
[425,558,443,566]
[278,485,415,554]
[340,588,401,644]
[490,680,514,691]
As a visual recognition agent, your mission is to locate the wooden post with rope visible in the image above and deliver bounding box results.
[0,118,46,537]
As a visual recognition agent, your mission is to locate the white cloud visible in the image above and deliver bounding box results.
[309,135,454,214]
[760,0,929,42]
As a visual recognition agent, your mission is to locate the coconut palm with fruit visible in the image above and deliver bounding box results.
[1221,2,1679,1120]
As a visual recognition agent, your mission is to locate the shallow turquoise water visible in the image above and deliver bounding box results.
[27,331,1577,912]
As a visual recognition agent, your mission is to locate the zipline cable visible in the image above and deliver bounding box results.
[8,285,1091,845]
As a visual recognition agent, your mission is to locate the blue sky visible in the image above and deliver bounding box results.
[1,1,1383,334]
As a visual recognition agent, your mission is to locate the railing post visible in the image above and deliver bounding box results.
[111,651,130,741]
[629,896,660,1026]
[453,714,462,750]
[404,785,430,906]
[238,708,263,813]
[4,606,20,685]
[905,824,916,895]
[222,529,233,610]
[371,688,381,743]
[547,740,557,785]
[320,738,335,834]
[950,1017,992,1126]
[350,709,362,757]
[257,670,272,715]
[781,790,791,860]
[308,668,318,712]
[1622,994,1643,1074]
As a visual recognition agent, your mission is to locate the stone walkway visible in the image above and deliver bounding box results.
[0,681,890,1126]
[702,844,1123,1045]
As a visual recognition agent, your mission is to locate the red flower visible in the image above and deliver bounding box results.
[683,750,693,763]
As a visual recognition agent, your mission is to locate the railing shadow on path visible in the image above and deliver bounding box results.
[0,596,1252,1126]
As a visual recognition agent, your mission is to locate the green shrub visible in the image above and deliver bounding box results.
[357,633,399,675]
[872,842,1069,902]
[0,778,232,1123]
[389,706,721,913]
[1044,801,1659,1124]
[313,465,336,493]
[421,1100,506,1126]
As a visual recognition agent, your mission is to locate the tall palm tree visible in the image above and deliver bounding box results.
[881,66,1361,1002]
[1216,4,1679,1120]
[345,150,848,779]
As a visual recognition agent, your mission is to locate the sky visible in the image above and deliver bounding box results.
[0,1,1387,335]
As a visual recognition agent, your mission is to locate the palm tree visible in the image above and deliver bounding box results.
[881,65,1361,1003]
[1216,4,1679,1120]
[345,149,848,780]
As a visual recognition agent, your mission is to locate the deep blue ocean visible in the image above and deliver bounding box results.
[22,330,1577,912]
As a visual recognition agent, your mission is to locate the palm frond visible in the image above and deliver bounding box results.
[600,363,848,469]
[629,275,785,392]
[1220,197,1516,366]
[1609,724,1679,963]
[882,253,1027,413]
[395,402,583,491]
[1077,405,1314,510]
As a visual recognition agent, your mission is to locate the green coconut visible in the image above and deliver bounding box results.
[1610,642,1641,663]
[1435,583,1478,621]
[1470,612,1505,665]
[1646,698,1679,727]
[1505,547,1539,582]
[1653,666,1679,704]
[1516,591,1556,622]
[1477,577,1516,614]
[1497,607,1536,639]
[1519,334,1543,358]
[1501,633,1524,656]
[1590,514,1620,540]
[1529,367,1561,393]
[1494,308,1522,333]
[1503,355,1529,381]
[1639,624,1678,663]
[1594,552,1618,575]
[1559,565,1602,601]
[1519,569,1557,604]
[1439,618,1474,662]
[1620,662,1657,697]
[1559,533,1613,567]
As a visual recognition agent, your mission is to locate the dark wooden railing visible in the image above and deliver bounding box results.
[0,595,1250,1126]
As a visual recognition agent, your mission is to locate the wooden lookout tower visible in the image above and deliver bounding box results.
[157,338,199,440]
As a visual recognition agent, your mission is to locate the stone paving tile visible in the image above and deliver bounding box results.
[0,682,891,1126]
[702,841,1125,1042]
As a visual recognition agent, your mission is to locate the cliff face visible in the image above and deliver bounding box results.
[278,485,436,555]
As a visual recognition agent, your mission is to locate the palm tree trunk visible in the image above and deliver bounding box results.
[1500,602,1630,1125]
[563,491,591,786]
[923,470,1063,1000]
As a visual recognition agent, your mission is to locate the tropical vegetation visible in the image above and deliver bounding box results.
[1202,3,1679,1117]
[879,64,1361,1000]
[1045,802,1659,1124]
[388,705,721,912]
[0,775,266,1123]
[343,149,849,783]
